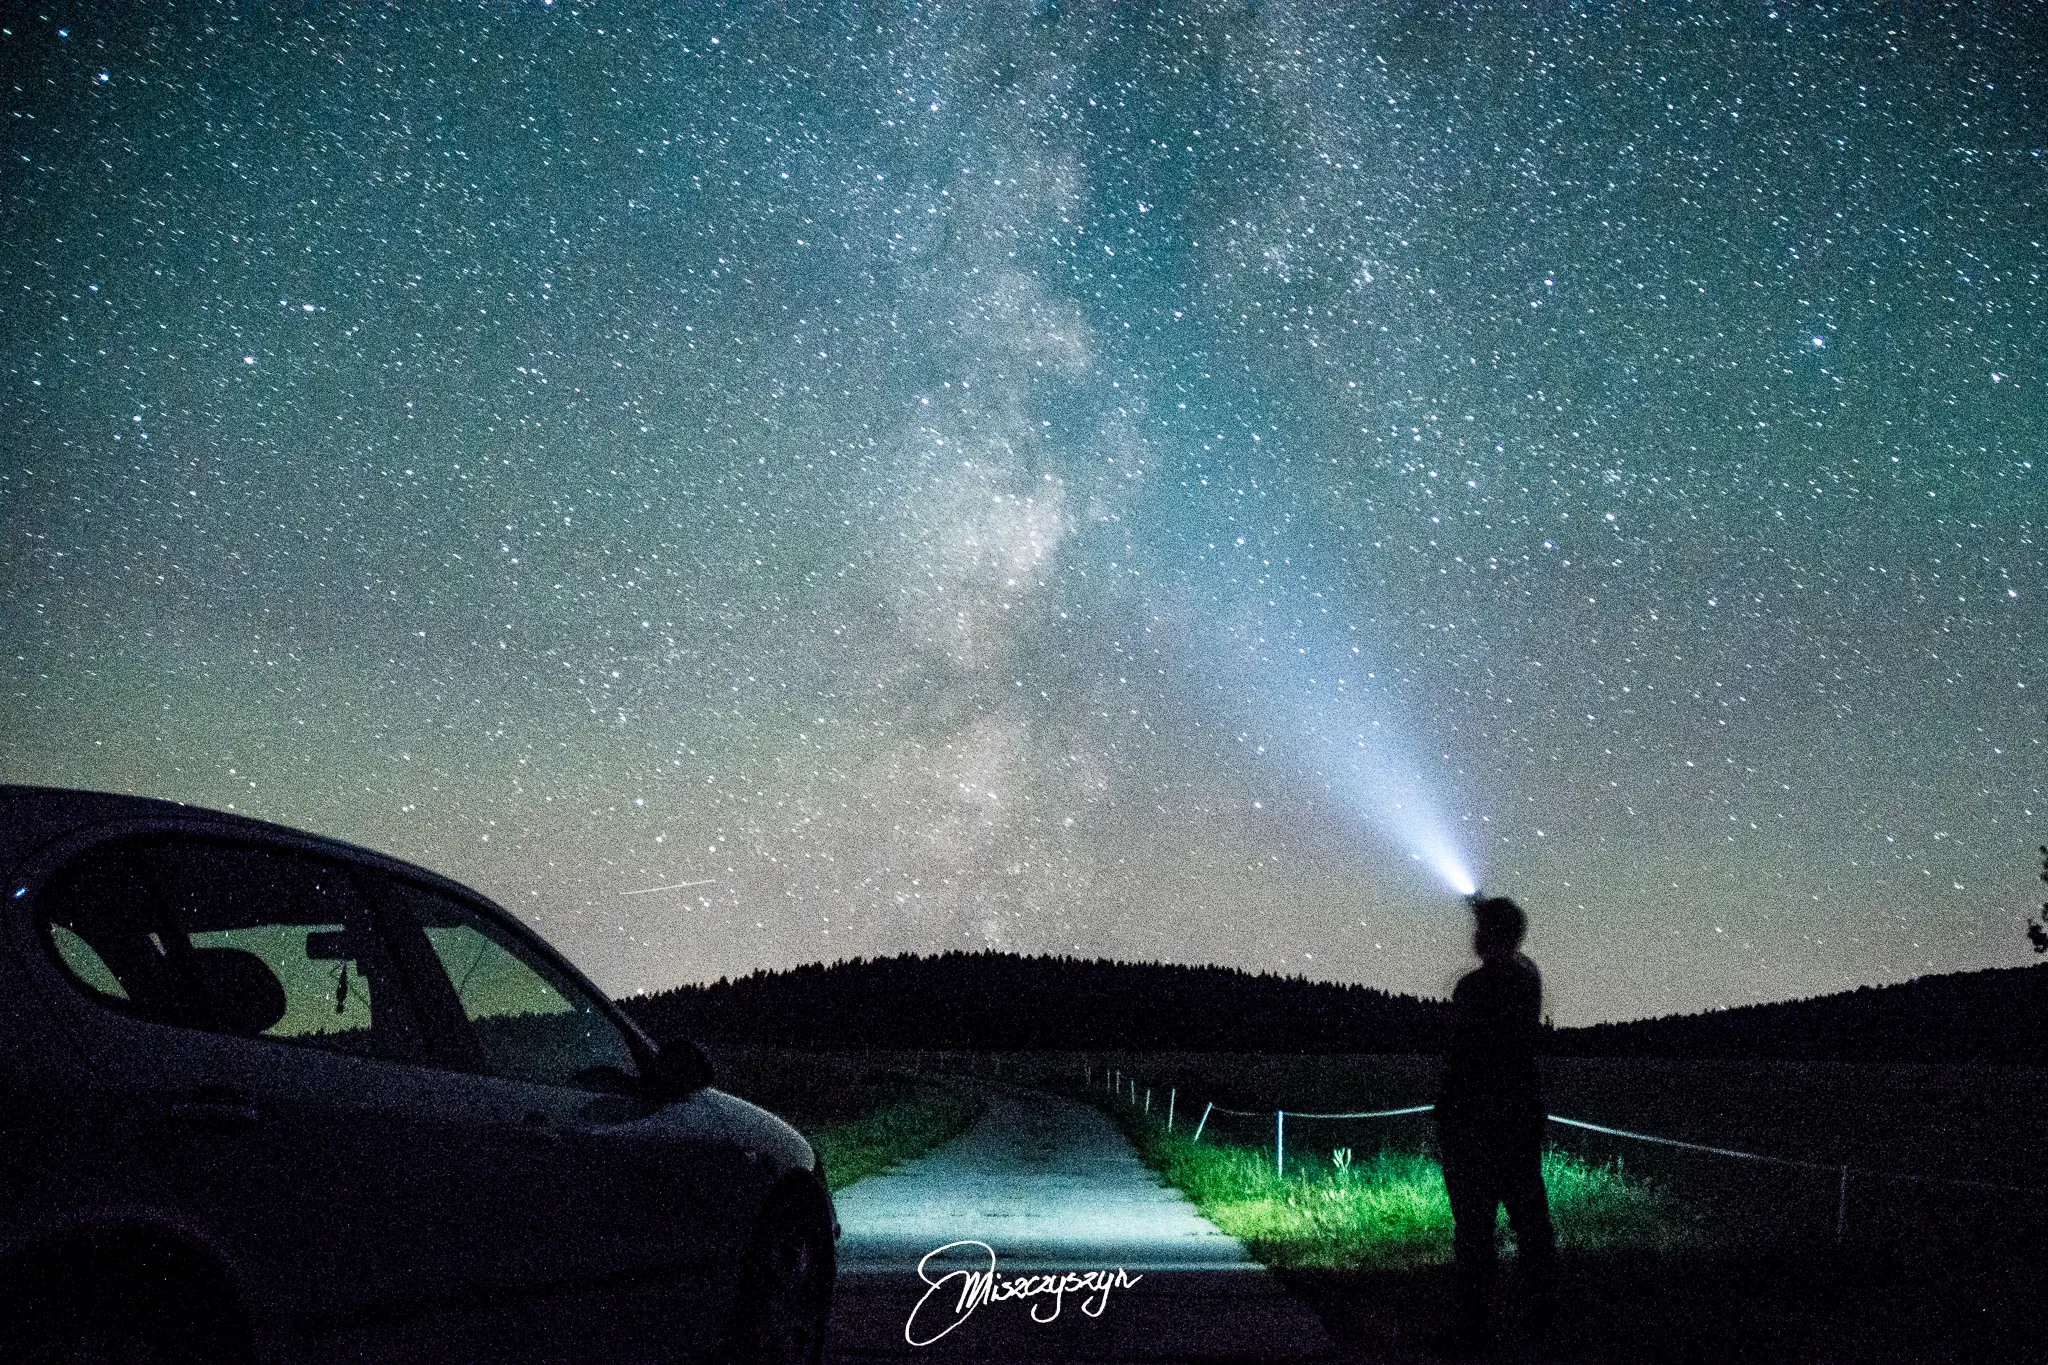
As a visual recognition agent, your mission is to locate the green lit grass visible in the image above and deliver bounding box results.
[811,1082,986,1193]
[1122,1116,1702,1269]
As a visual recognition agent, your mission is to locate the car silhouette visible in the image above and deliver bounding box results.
[0,784,836,1364]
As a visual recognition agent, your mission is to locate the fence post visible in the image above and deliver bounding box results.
[1276,1111,1286,1176]
[1835,1166,1848,1244]
[1144,1088,1151,1115]
[1167,1088,1177,1132]
[1193,1102,1213,1143]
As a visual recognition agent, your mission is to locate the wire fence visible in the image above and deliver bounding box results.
[1078,1059,2048,1245]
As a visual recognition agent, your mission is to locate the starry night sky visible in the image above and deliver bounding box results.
[3,2,2042,1024]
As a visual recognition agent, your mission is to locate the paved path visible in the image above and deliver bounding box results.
[826,1088,1342,1363]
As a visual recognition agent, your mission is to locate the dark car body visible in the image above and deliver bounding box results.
[0,785,833,1363]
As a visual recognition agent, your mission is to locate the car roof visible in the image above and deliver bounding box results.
[0,784,384,877]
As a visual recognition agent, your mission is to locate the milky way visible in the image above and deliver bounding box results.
[3,3,2041,1022]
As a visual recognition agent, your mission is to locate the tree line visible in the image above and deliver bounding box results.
[622,949,2048,1063]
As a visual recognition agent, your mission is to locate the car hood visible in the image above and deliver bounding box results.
[587,1084,817,1180]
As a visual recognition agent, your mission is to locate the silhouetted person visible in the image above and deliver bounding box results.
[1434,894,1556,1353]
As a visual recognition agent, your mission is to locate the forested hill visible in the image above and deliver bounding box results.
[623,950,1453,1053]
[620,953,2048,1063]
[1547,963,2048,1064]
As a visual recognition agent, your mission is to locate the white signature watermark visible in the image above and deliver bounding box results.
[903,1240,1143,1346]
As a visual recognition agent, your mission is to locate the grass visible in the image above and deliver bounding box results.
[974,1055,2047,1361]
[808,1079,985,1193]
[1094,1076,2046,1361]
[1113,1106,1701,1271]
[687,1046,988,1193]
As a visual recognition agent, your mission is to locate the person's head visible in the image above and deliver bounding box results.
[1469,894,1526,962]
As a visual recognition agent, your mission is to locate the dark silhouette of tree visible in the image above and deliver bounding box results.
[1550,964,2048,1064]
[2027,844,2048,954]
[621,950,1453,1054]
[618,949,2048,1064]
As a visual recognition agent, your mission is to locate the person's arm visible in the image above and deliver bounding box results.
[1437,973,1478,1118]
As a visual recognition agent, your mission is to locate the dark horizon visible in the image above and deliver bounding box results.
[625,945,2048,1057]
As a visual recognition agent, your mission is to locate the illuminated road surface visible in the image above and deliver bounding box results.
[826,1087,1341,1362]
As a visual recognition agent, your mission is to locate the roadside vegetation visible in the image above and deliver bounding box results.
[1081,1060,2045,1360]
[809,1082,985,1192]
[1106,1098,1700,1270]
[693,1045,985,1193]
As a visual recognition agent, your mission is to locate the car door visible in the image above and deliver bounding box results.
[365,871,758,1361]
[23,828,460,1350]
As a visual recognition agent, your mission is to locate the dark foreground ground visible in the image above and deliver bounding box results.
[827,1087,1340,1363]
[704,1049,2047,1363]
[1280,1238,2041,1365]
[1068,1051,2048,1362]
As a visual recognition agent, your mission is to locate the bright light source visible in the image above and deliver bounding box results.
[1399,830,1477,896]
[1419,844,1477,896]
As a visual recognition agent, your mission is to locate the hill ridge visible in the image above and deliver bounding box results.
[625,948,1451,1054]
[619,950,2048,1064]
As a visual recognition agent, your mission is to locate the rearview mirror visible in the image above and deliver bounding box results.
[304,929,362,961]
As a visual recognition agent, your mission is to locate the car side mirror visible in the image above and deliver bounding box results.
[643,1038,715,1101]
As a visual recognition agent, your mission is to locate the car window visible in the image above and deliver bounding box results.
[36,835,417,1060]
[383,879,639,1091]
[147,840,401,1057]
[38,840,194,1023]
[49,922,131,999]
